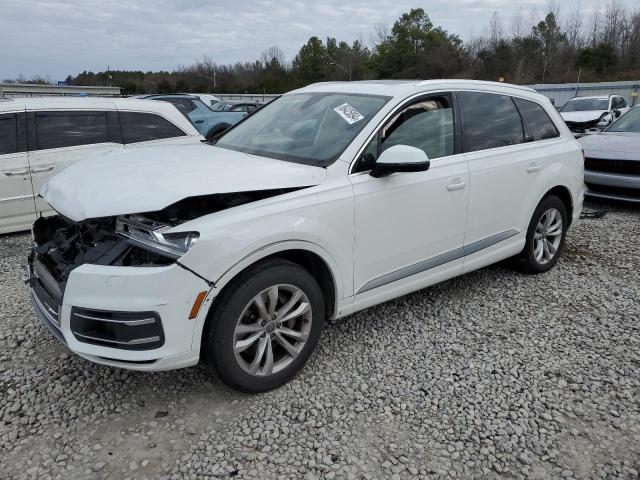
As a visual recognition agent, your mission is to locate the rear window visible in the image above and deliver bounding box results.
[35,111,109,150]
[458,92,524,152]
[514,98,559,141]
[0,113,18,155]
[118,112,186,144]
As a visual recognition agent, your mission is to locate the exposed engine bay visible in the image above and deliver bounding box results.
[30,188,303,293]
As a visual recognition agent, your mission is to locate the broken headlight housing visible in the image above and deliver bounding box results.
[116,215,199,260]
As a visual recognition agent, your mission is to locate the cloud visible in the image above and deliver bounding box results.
[0,0,604,80]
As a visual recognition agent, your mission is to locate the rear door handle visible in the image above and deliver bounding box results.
[446,180,466,191]
[4,169,29,176]
[31,166,55,174]
[194,119,204,124]
[527,163,540,173]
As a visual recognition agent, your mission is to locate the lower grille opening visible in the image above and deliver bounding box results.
[70,307,164,351]
[585,158,640,176]
[586,182,640,200]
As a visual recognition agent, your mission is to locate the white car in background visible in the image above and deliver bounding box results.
[560,94,631,136]
[0,97,202,234]
[189,93,220,106]
[28,80,584,392]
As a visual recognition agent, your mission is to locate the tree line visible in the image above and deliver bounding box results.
[7,2,640,95]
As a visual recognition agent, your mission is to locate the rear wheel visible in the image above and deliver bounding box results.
[514,195,568,274]
[202,259,324,392]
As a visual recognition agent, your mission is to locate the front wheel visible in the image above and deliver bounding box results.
[202,259,324,392]
[514,195,568,274]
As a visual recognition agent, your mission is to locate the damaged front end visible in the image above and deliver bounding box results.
[26,188,304,339]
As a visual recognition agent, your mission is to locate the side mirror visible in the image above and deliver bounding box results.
[370,145,430,178]
[613,109,621,118]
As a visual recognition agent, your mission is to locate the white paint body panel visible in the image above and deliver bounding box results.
[32,80,584,371]
[0,97,202,233]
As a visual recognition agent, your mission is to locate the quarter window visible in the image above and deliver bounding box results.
[0,113,18,155]
[513,98,559,141]
[355,95,454,172]
[458,92,524,152]
[118,112,186,144]
[35,111,109,150]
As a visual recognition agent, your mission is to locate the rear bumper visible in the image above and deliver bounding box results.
[28,258,214,371]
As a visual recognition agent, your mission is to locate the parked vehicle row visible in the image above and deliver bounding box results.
[579,105,640,203]
[0,97,203,234]
[136,94,259,138]
[26,80,585,392]
[559,94,631,136]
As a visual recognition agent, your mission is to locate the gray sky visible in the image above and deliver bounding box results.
[1,0,606,81]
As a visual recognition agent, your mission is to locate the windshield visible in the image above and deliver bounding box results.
[216,92,390,166]
[561,98,609,112]
[606,107,640,133]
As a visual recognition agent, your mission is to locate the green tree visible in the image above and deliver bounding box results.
[292,37,328,84]
[371,8,464,78]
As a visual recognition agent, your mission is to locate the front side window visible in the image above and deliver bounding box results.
[216,93,390,166]
[514,98,559,141]
[119,112,186,144]
[0,113,18,155]
[560,98,609,112]
[458,92,524,152]
[354,95,454,172]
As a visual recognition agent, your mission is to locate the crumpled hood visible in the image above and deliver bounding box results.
[560,110,604,123]
[578,132,640,161]
[41,143,326,221]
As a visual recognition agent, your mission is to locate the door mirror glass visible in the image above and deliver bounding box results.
[370,145,430,178]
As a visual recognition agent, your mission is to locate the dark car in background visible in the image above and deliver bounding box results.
[579,106,640,203]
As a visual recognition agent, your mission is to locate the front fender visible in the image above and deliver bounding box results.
[188,239,344,354]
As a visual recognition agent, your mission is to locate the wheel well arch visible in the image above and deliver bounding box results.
[207,247,339,323]
[544,185,574,226]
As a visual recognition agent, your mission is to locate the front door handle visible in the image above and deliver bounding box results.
[4,169,29,176]
[446,180,466,191]
[527,163,541,173]
[194,119,204,124]
[31,166,55,174]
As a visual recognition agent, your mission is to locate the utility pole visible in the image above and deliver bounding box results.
[330,62,352,81]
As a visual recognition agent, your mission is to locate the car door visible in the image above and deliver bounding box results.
[26,103,123,217]
[350,93,469,302]
[459,91,548,271]
[0,111,36,233]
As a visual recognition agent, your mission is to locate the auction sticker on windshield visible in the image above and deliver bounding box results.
[334,103,364,124]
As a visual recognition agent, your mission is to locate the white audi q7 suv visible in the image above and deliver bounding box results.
[27,80,585,392]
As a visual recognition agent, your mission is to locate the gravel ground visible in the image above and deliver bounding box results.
[1,199,639,480]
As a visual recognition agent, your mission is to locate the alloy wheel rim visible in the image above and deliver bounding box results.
[533,207,563,265]
[233,284,312,377]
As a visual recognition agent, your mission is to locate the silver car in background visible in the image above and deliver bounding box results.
[579,106,640,203]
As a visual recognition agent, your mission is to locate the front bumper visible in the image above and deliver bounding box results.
[585,170,640,203]
[28,257,213,371]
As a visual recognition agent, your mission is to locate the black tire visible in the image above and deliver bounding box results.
[202,258,325,393]
[514,195,568,274]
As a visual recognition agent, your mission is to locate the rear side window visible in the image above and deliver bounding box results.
[514,98,559,141]
[164,99,197,115]
[118,112,186,144]
[0,113,18,155]
[458,92,524,152]
[35,111,109,150]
